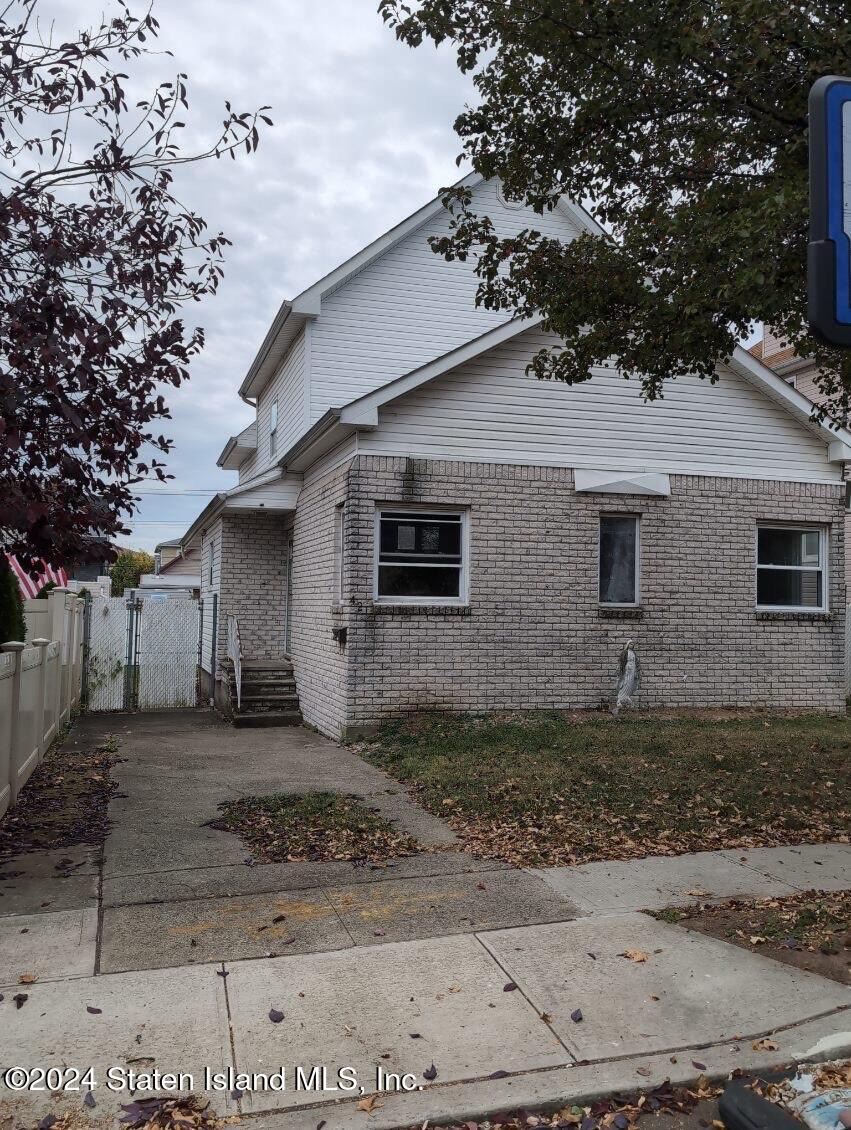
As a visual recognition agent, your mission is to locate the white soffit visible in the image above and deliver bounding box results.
[574,469,671,496]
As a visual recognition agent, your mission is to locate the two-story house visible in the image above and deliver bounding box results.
[179,175,851,737]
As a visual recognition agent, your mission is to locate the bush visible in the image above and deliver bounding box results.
[0,557,26,644]
[35,579,57,598]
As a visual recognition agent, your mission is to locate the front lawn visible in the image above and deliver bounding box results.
[358,711,851,866]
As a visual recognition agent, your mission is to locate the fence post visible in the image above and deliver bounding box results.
[47,587,71,724]
[1,642,25,807]
[31,639,50,759]
[70,597,83,709]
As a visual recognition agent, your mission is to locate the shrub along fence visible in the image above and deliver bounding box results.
[0,587,84,819]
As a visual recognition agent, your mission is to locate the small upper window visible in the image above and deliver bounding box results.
[756,526,826,610]
[599,515,639,605]
[375,509,466,603]
[269,400,278,458]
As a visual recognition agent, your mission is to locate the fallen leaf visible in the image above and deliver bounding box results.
[620,949,650,963]
[18,973,38,984]
[570,1008,583,1023]
[357,1094,382,1113]
[541,1012,554,1023]
[752,1038,778,1052]
[488,1070,510,1080]
[84,1091,96,1109]
[692,1060,707,1070]
[637,1067,652,1077]
[423,1064,438,1081]
[268,1008,285,1023]
[86,1006,102,1015]
[503,982,518,992]
[409,1033,422,1039]
[12,993,28,1009]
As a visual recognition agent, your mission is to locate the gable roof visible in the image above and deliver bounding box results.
[239,174,603,400]
[278,315,851,473]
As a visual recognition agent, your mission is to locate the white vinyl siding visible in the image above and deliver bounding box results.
[308,180,581,423]
[241,328,307,483]
[357,328,840,483]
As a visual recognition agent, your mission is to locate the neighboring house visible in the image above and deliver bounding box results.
[747,329,827,405]
[140,538,201,597]
[179,175,851,737]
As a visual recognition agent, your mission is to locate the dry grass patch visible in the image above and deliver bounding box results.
[213,791,419,863]
[358,711,851,866]
[652,889,850,984]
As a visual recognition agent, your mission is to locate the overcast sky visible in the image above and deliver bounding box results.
[104,0,474,552]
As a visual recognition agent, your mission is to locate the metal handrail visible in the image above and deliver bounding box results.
[226,615,242,711]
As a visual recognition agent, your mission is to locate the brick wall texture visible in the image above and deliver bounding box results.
[217,512,289,660]
[286,456,846,738]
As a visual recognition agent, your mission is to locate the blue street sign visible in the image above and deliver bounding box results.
[809,76,851,347]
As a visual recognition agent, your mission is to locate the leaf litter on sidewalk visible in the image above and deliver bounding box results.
[0,729,120,862]
[210,791,419,863]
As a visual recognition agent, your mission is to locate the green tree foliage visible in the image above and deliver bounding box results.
[380,1,851,415]
[0,556,26,644]
[109,550,155,595]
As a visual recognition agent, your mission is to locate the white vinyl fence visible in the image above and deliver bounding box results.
[0,588,84,819]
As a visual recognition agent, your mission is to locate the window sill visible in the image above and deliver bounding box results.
[597,605,644,619]
[369,603,472,617]
[754,609,833,621]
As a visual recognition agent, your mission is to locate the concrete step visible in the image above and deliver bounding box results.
[232,710,303,728]
[240,694,300,710]
[242,660,294,673]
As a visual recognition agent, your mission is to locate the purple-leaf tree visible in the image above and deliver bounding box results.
[0,0,271,569]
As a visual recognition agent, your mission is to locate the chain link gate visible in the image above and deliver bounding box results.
[85,595,200,712]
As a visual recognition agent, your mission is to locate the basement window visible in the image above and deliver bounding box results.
[599,515,640,606]
[756,526,827,611]
[375,509,467,603]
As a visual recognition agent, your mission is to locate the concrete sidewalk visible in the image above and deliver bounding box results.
[0,710,849,1130]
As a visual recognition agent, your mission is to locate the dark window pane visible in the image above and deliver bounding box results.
[758,528,820,567]
[380,517,461,559]
[378,565,461,599]
[599,516,637,604]
[757,569,822,608]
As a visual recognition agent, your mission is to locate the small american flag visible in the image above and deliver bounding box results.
[6,555,68,599]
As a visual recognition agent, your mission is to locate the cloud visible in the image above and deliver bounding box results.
[103,0,474,550]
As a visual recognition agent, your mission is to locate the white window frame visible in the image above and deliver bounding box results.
[269,399,278,458]
[598,513,641,607]
[373,506,469,606]
[755,524,828,613]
